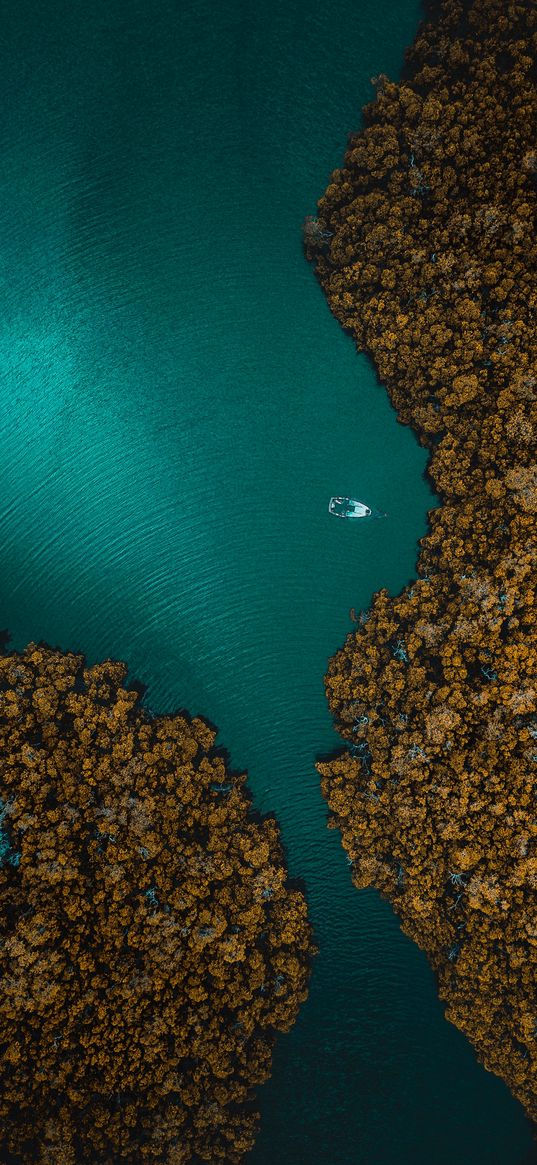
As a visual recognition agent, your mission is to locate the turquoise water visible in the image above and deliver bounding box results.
[1,1,534,1161]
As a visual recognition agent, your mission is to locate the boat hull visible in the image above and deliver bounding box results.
[328,496,371,519]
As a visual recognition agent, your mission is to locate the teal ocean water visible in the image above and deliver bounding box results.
[1,1,534,1161]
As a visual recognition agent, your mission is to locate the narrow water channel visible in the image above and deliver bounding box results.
[0,1,533,1161]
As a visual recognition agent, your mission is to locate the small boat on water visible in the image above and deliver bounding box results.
[329,496,371,519]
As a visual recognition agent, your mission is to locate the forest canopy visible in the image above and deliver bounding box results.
[308,0,536,1124]
[0,642,314,1163]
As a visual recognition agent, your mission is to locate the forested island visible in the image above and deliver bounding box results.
[0,642,314,1163]
[308,0,536,1125]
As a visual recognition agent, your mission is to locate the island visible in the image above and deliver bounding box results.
[307,0,536,1125]
[0,640,314,1163]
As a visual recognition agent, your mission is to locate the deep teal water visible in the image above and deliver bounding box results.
[0,1,534,1162]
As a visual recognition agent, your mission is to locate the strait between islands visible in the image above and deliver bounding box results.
[0,0,535,1160]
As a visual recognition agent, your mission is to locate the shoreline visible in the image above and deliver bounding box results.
[309,0,536,1127]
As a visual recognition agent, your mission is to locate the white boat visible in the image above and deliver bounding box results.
[329,496,371,519]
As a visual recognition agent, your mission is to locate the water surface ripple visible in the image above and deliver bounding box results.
[0,1,533,1162]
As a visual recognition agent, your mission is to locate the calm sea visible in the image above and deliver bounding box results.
[0,0,533,1161]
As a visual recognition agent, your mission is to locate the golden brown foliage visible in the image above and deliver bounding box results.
[308,0,536,1122]
[0,643,314,1163]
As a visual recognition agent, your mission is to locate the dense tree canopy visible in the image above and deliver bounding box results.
[0,643,314,1163]
[308,0,536,1123]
